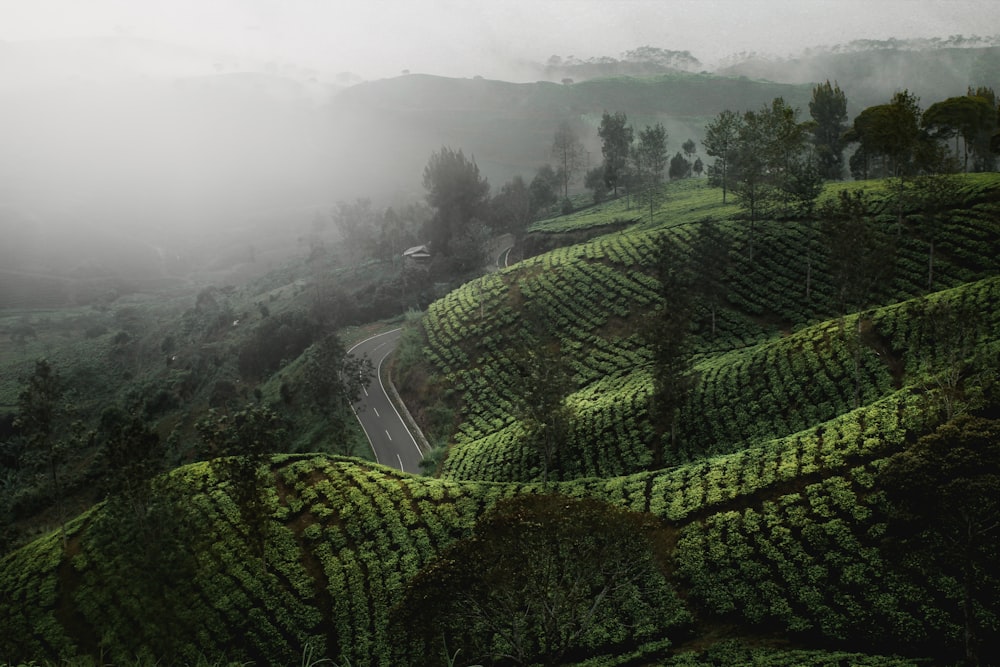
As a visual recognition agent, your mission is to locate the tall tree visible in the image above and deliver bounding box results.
[689,219,731,339]
[14,360,69,548]
[784,155,825,303]
[905,172,961,292]
[845,90,925,179]
[551,120,585,200]
[422,147,491,260]
[820,190,896,408]
[668,152,690,180]
[923,91,997,172]
[648,233,695,464]
[808,80,849,180]
[491,175,535,239]
[529,164,560,213]
[731,109,771,260]
[198,405,289,570]
[702,109,741,203]
[98,406,164,526]
[636,122,668,222]
[304,333,372,454]
[598,111,634,197]
[507,306,574,483]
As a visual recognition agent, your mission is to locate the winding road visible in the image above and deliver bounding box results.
[347,238,514,474]
[347,328,425,474]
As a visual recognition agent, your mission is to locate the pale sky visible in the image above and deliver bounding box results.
[2,0,998,79]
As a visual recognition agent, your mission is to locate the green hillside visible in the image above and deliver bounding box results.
[402,175,1000,483]
[2,176,999,665]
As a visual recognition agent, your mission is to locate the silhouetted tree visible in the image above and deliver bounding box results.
[648,234,695,464]
[821,190,896,408]
[491,175,534,240]
[598,111,634,197]
[331,198,379,260]
[422,147,490,261]
[507,309,574,482]
[303,333,372,454]
[808,80,849,180]
[668,151,689,181]
[881,416,1000,665]
[14,360,69,548]
[636,122,669,222]
[529,164,560,213]
[97,406,164,523]
[923,89,997,172]
[703,109,741,203]
[198,405,289,570]
[682,138,697,163]
[584,164,609,203]
[689,220,731,338]
[552,120,585,199]
[845,90,925,179]
[905,172,961,292]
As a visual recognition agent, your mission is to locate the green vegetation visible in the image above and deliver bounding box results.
[3,71,1000,666]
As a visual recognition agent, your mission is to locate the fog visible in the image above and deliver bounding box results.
[1,0,999,292]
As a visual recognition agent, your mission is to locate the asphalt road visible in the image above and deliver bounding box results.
[347,328,425,474]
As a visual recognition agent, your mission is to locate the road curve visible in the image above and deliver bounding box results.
[346,328,424,474]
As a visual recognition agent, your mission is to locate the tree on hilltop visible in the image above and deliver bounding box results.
[636,122,668,222]
[598,111,634,197]
[923,89,998,172]
[529,164,561,213]
[808,80,849,180]
[703,109,741,203]
[845,90,926,180]
[491,174,535,239]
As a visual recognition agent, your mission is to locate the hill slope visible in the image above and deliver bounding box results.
[401,175,1000,483]
[2,176,1000,666]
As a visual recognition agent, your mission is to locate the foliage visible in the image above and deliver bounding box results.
[703,109,741,203]
[407,176,1000,484]
[922,88,998,173]
[808,80,849,180]
[880,416,1000,664]
[552,120,585,200]
[845,90,927,179]
[197,405,289,566]
[391,494,690,666]
[598,111,634,197]
[422,147,491,263]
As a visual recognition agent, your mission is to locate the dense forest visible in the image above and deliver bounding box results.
[2,49,1000,666]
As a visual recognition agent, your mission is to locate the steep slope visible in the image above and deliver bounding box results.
[404,175,1000,483]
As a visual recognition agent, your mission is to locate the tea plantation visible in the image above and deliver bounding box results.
[2,176,999,665]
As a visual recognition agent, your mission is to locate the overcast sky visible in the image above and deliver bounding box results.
[3,0,999,80]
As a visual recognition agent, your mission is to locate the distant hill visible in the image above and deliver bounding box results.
[717,40,1000,111]
[330,72,813,192]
